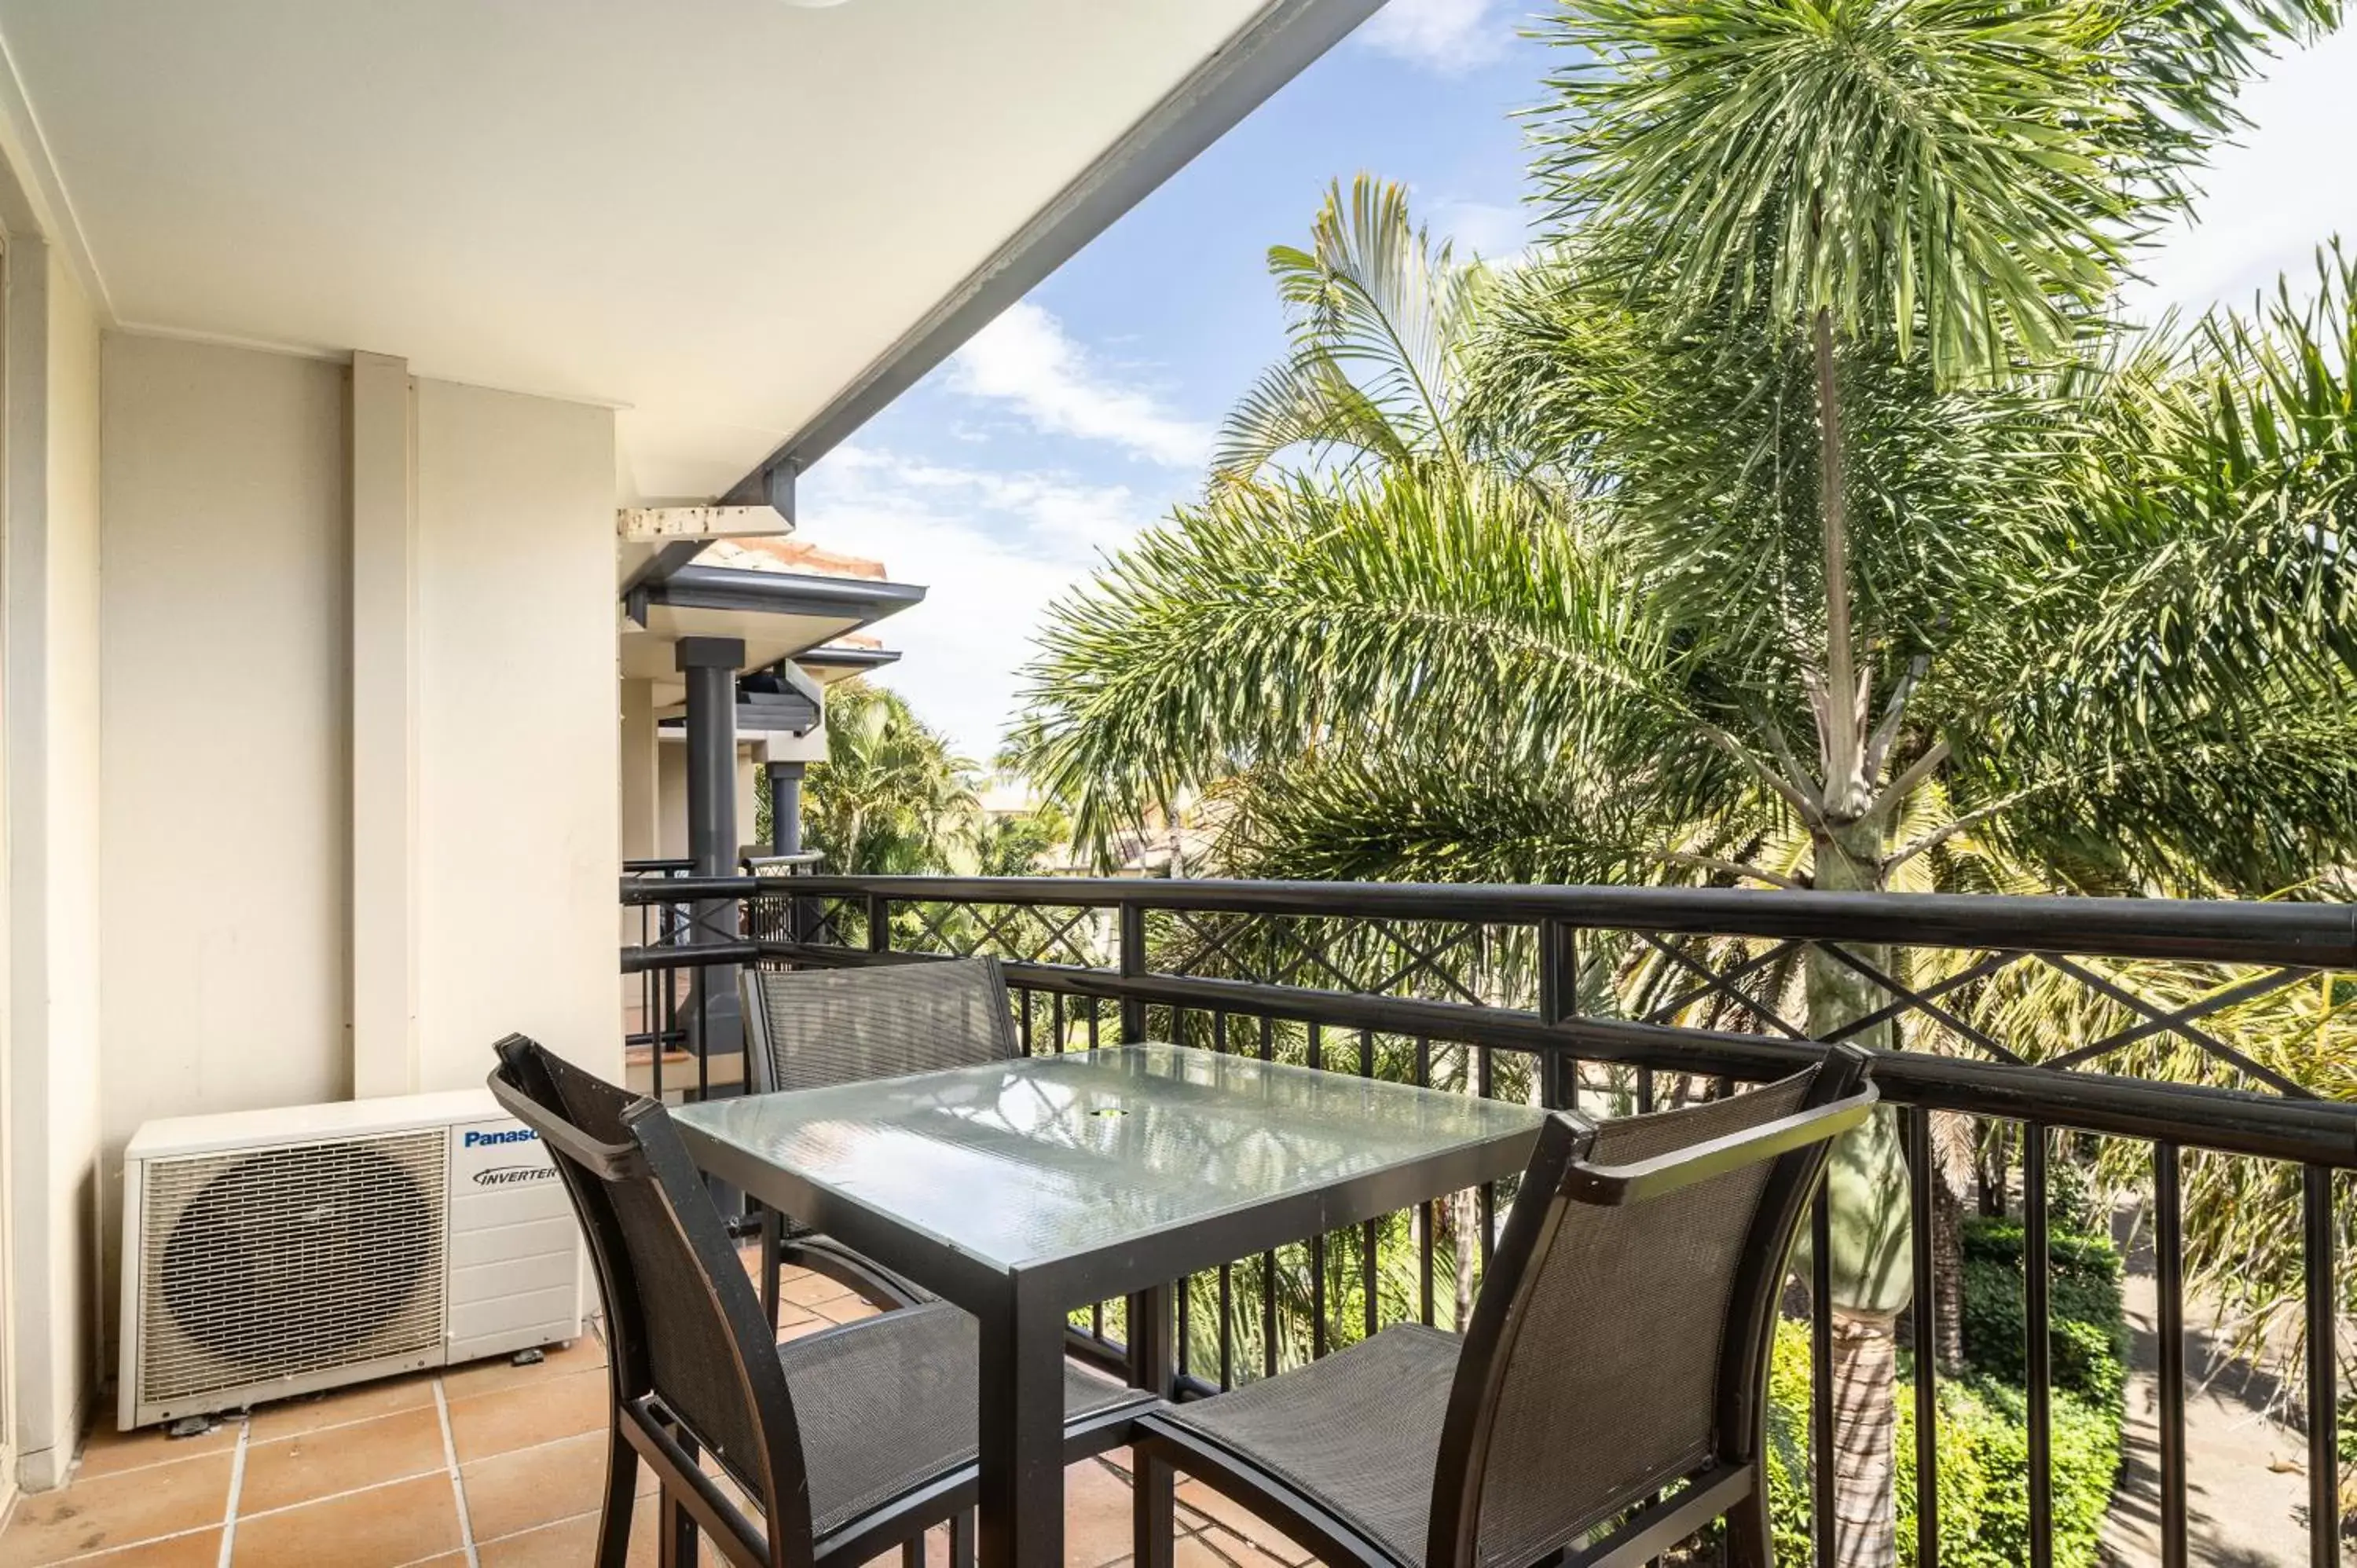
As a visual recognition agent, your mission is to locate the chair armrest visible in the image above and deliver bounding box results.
[1563,1082,1879,1207]
[486,1068,640,1181]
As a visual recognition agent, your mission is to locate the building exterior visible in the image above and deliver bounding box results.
[0,0,1384,1504]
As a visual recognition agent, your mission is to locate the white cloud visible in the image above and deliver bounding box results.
[947,302,1213,468]
[2129,29,2357,322]
[1429,197,1532,262]
[799,445,1168,757]
[1356,0,1511,74]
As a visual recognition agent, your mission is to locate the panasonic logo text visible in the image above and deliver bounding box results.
[464,1128,540,1148]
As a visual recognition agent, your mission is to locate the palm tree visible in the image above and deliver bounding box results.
[1018,140,2352,1568]
[802,681,981,875]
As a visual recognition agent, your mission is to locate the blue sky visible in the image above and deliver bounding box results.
[799,0,2357,760]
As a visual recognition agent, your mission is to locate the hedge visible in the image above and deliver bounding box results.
[1751,1214,2128,1566]
[1957,1218,2129,1406]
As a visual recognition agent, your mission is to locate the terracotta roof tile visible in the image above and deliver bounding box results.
[699,536,889,581]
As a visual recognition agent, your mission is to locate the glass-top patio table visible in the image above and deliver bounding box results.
[672,1041,1549,1568]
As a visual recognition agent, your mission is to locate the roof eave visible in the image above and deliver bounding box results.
[714,0,1384,510]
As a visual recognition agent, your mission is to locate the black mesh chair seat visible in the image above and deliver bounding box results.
[1158,1324,1459,1565]
[1131,1048,1879,1568]
[785,1301,1144,1539]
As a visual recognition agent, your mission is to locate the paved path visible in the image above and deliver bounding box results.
[2102,1206,2326,1566]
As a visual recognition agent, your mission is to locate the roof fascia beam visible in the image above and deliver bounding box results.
[618,504,791,545]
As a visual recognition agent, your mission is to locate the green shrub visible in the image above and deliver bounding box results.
[1956,1217,2128,1408]
[1893,1366,2122,1567]
[1759,1310,2124,1566]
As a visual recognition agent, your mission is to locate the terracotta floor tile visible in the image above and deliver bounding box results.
[457,1428,654,1544]
[777,1316,835,1344]
[443,1368,610,1464]
[440,1337,606,1405]
[229,1473,460,1568]
[71,1419,239,1482]
[245,1372,439,1443]
[813,1297,883,1326]
[857,1523,954,1568]
[1171,1482,1315,1566]
[473,1503,660,1568]
[52,1529,225,1566]
[1065,1456,1142,1568]
[0,1452,233,1566]
[1178,1526,1303,1568]
[779,1270,856,1309]
[237,1404,449,1515]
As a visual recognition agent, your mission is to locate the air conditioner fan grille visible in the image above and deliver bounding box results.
[138,1130,446,1407]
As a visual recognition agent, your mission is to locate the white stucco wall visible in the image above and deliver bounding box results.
[81,344,618,1384]
[97,335,353,1171]
[5,240,105,1492]
[416,378,618,1086]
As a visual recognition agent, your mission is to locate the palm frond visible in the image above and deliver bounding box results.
[1211,175,1490,484]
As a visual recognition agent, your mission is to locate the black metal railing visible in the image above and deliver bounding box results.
[620,872,2357,1567]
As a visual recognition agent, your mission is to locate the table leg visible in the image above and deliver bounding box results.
[977,1287,1068,1568]
[1127,1284,1177,1568]
[1125,1284,1175,1396]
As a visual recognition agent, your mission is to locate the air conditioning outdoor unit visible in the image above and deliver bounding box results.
[118,1087,585,1431]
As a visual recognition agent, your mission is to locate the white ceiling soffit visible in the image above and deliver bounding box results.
[0,0,1379,504]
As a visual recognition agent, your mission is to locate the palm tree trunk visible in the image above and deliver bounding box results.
[1453,1187,1479,1329]
[1804,287,1915,1566]
[1813,306,1868,815]
[1810,818,1910,1568]
[1932,1169,1967,1368]
[1830,1307,1901,1568]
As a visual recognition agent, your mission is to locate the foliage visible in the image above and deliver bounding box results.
[973,804,1070,877]
[1763,1310,2124,1568]
[1020,236,2357,907]
[801,681,981,875]
[1893,1372,2121,1568]
[1010,6,2352,1559]
[1955,1218,2129,1407]
[1529,0,2337,379]
[1214,174,1496,487]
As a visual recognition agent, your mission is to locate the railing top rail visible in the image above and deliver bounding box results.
[618,873,2356,969]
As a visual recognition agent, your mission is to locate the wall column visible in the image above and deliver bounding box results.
[676,637,743,1107]
[350,351,419,1097]
[619,678,658,863]
[677,638,742,879]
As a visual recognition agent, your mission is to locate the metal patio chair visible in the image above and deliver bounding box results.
[489,1033,1152,1568]
[1129,1044,1877,1568]
[737,957,1020,1321]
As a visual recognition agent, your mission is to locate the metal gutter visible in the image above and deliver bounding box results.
[800,645,902,671]
[634,565,926,625]
[713,0,1387,512]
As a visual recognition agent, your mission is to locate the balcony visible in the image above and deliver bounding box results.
[618,869,2356,1566]
[5,869,2346,1566]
